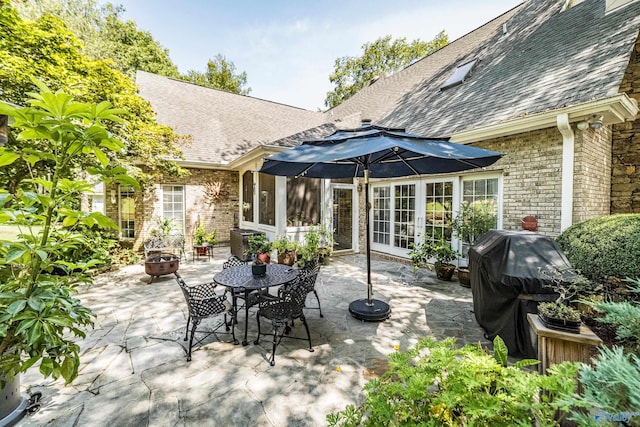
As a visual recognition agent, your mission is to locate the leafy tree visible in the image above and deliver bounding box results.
[14,0,180,79]
[182,54,251,95]
[0,0,185,192]
[0,80,135,384]
[325,32,449,109]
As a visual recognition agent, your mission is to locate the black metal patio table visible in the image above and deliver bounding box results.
[213,264,298,346]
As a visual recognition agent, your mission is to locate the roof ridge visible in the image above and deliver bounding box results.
[135,70,323,113]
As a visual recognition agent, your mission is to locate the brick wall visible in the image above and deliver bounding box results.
[106,168,240,251]
[355,125,613,251]
[612,32,640,213]
[573,126,612,222]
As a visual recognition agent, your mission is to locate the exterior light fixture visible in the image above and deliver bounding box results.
[576,121,589,130]
[589,115,604,129]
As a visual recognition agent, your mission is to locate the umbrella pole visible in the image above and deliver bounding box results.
[365,170,372,304]
[348,168,391,321]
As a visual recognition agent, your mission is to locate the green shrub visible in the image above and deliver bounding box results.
[327,336,580,427]
[559,346,640,426]
[556,214,640,281]
[587,277,640,354]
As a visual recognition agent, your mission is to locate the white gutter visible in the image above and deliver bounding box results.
[174,160,231,170]
[451,94,638,143]
[556,113,574,231]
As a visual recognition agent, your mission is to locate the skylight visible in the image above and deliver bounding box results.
[440,59,478,90]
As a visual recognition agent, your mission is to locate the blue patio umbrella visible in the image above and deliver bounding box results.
[259,124,503,321]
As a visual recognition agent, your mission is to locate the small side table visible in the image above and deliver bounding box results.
[192,244,211,261]
[527,313,602,374]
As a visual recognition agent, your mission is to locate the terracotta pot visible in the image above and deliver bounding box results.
[277,250,296,266]
[196,246,209,255]
[457,267,471,287]
[435,262,456,281]
[257,253,271,264]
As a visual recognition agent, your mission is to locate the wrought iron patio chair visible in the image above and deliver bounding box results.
[174,272,234,361]
[299,258,323,317]
[254,275,314,366]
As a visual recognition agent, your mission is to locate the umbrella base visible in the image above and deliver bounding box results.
[349,299,391,322]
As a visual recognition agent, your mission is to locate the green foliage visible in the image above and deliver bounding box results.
[181,54,251,95]
[0,0,185,189]
[556,214,640,281]
[150,217,177,238]
[15,0,181,79]
[538,302,581,322]
[272,235,298,253]
[0,82,136,384]
[325,32,449,109]
[451,200,497,245]
[327,336,579,427]
[193,222,207,245]
[557,346,640,426]
[409,235,460,271]
[247,233,271,257]
[587,277,640,354]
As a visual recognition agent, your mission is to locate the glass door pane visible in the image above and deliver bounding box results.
[424,181,453,242]
[332,188,352,250]
[393,184,415,249]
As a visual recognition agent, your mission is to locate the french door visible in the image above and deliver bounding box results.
[371,179,455,257]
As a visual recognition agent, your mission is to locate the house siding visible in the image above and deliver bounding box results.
[612,32,640,213]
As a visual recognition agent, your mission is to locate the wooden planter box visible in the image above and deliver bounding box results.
[527,313,602,375]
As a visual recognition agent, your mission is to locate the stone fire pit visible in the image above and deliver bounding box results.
[145,252,180,283]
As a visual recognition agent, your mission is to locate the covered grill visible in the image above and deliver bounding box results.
[468,230,572,357]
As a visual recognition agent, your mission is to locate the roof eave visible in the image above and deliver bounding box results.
[228,144,290,170]
[451,93,639,143]
[174,159,232,170]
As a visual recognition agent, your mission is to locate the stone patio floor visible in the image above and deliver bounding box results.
[16,247,491,426]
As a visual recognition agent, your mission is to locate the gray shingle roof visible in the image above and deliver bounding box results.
[135,71,327,165]
[137,0,640,162]
[326,3,524,129]
[376,0,640,136]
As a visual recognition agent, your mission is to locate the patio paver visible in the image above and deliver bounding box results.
[17,247,490,426]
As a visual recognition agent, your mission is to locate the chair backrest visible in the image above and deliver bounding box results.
[174,272,227,318]
[223,255,248,269]
[279,278,311,319]
[299,260,320,292]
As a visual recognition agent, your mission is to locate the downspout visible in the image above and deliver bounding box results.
[557,114,574,231]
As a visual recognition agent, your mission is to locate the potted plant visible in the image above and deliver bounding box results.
[0,83,133,420]
[537,267,594,333]
[296,226,324,267]
[192,222,208,254]
[451,201,496,287]
[251,257,267,277]
[272,235,298,266]
[247,234,272,264]
[409,235,460,281]
[205,230,217,246]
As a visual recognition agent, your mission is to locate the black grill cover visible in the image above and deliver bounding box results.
[468,230,571,357]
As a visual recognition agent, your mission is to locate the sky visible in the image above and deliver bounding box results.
[112,1,523,111]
